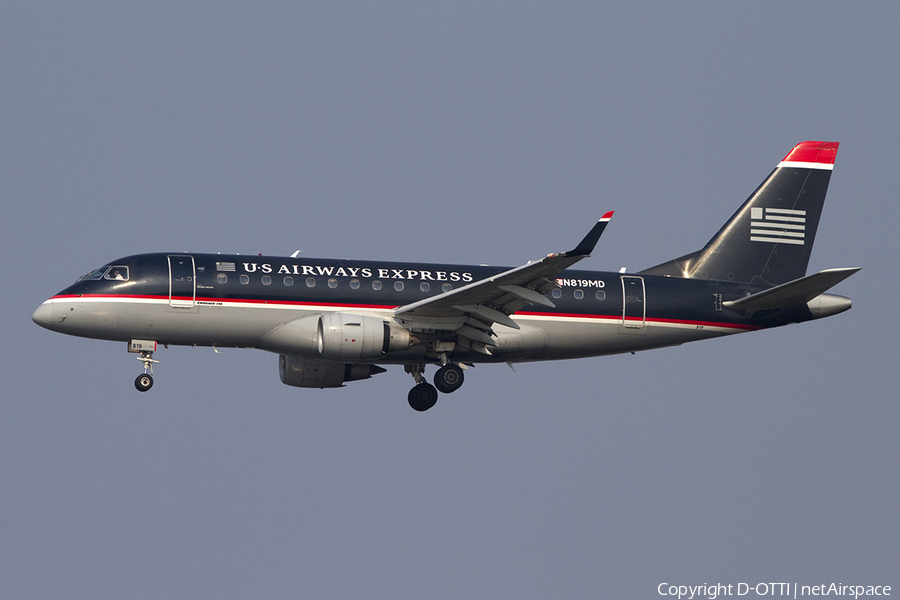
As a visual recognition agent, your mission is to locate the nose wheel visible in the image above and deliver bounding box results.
[135,373,154,391]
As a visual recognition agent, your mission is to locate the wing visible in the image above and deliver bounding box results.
[393,212,614,353]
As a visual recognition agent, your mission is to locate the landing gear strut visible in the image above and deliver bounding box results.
[134,350,158,392]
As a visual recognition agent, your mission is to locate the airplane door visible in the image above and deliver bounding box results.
[168,255,196,308]
[621,276,646,329]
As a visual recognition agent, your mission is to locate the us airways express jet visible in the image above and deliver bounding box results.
[33,141,858,411]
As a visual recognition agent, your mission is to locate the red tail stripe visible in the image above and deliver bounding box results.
[781,141,839,165]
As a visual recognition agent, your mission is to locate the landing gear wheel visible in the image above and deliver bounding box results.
[434,364,464,394]
[135,373,154,392]
[408,382,438,412]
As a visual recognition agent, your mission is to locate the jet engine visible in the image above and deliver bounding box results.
[317,313,412,360]
[279,355,386,388]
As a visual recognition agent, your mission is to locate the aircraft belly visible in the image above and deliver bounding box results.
[45,299,320,348]
[510,316,740,361]
[491,324,548,358]
[150,305,321,347]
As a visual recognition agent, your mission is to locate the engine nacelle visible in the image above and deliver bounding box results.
[317,313,411,360]
[279,355,387,388]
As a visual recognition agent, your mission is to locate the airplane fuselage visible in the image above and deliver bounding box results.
[34,252,833,365]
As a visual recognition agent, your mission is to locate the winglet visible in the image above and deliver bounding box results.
[568,212,614,256]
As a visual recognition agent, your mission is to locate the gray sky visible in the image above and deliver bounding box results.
[2,2,897,598]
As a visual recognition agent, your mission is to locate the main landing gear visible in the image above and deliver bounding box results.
[434,363,464,394]
[405,362,466,412]
[134,350,159,392]
[408,381,438,412]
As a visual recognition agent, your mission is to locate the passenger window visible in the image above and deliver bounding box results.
[551,289,562,299]
[217,273,228,284]
[372,280,382,291]
[284,276,294,286]
[350,279,360,290]
[574,289,584,300]
[328,278,338,289]
[306,277,316,288]
[442,283,452,293]
[261,275,272,286]
[595,290,606,301]
[240,274,250,285]
[420,282,430,292]
[105,266,129,281]
[394,281,404,291]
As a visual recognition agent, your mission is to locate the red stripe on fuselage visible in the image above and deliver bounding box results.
[49,293,400,311]
[52,294,760,332]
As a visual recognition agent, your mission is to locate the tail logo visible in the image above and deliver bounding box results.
[750,207,806,246]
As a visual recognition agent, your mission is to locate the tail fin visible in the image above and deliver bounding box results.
[641,141,839,287]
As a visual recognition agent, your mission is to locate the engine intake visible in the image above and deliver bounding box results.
[317,313,411,360]
[279,355,387,388]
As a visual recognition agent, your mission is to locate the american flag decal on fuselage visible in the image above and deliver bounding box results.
[750,207,806,245]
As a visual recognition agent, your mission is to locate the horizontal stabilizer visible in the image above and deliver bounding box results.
[723,267,860,311]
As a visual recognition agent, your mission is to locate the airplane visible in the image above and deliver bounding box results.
[33,141,859,411]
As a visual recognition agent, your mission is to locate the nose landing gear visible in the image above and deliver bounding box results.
[134,350,159,392]
[129,340,159,392]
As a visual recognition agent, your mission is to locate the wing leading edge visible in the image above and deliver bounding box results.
[393,213,613,353]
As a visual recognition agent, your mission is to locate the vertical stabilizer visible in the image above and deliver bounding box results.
[641,141,838,287]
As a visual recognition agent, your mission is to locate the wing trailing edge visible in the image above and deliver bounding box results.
[393,214,614,344]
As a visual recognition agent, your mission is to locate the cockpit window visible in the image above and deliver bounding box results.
[104,266,129,281]
[79,266,110,281]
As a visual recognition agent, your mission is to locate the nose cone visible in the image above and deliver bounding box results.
[32,302,54,329]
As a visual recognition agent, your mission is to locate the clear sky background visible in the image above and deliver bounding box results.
[2,2,897,598]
